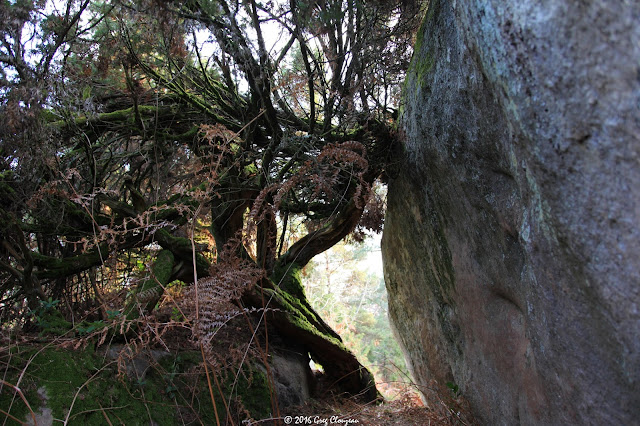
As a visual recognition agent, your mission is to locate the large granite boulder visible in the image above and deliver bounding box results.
[382,0,640,424]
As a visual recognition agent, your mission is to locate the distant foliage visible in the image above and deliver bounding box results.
[302,232,410,395]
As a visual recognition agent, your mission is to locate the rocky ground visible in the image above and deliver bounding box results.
[0,289,475,425]
[278,382,475,426]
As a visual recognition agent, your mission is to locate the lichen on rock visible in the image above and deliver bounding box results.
[383,0,640,424]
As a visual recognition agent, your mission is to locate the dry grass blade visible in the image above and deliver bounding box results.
[189,204,223,426]
[0,379,37,425]
[63,360,117,425]
[0,407,28,425]
[97,402,114,426]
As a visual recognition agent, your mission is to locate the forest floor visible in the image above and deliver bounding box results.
[0,331,474,426]
[0,288,475,425]
[279,393,473,426]
[278,379,475,426]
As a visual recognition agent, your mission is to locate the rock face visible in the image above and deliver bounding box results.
[382,0,640,424]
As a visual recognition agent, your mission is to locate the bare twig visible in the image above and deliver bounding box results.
[0,379,37,425]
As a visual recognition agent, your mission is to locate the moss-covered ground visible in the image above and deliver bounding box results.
[0,344,272,425]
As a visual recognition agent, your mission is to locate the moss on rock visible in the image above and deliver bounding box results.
[405,0,439,92]
[0,345,273,425]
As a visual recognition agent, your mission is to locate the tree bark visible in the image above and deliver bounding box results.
[242,264,380,402]
[123,250,175,319]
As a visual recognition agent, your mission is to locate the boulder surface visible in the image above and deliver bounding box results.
[382,0,640,424]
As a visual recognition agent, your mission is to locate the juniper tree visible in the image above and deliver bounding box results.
[0,0,422,398]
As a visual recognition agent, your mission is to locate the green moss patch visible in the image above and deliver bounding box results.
[0,346,272,425]
[405,0,440,92]
[271,262,306,300]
